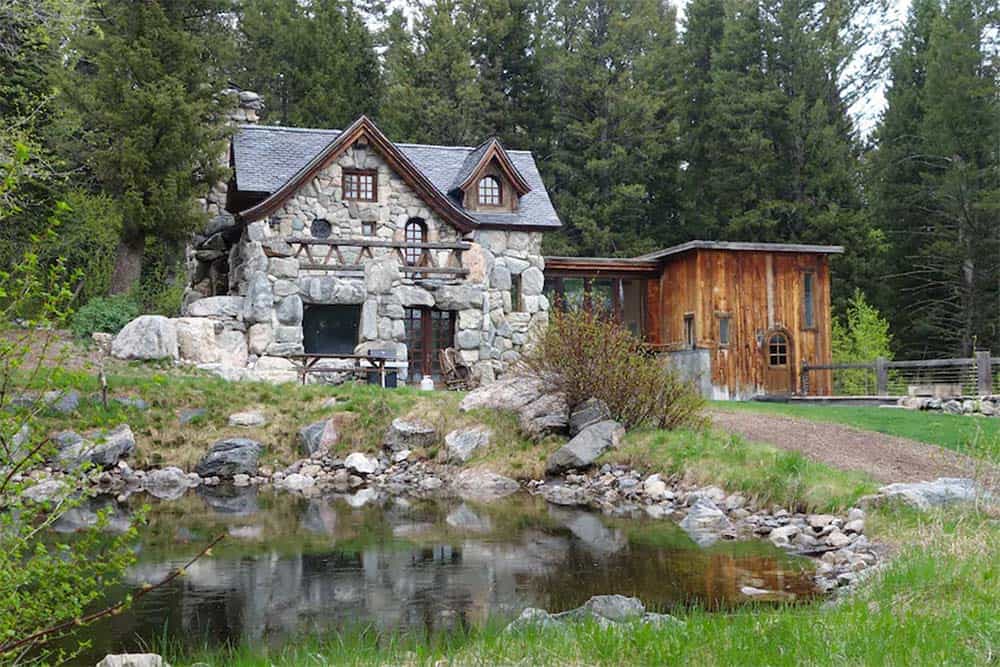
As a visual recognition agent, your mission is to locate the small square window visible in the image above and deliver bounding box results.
[718,314,731,346]
[361,221,376,236]
[344,170,376,201]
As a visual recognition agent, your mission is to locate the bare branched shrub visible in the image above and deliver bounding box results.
[519,307,705,430]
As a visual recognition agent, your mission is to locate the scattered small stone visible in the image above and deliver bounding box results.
[345,452,379,475]
[843,519,864,534]
[228,410,267,427]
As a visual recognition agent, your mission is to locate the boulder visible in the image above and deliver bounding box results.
[459,375,545,413]
[186,295,244,318]
[174,317,220,364]
[874,477,993,510]
[678,497,732,546]
[228,410,267,427]
[445,427,491,463]
[194,438,263,478]
[143,467,195,501]
[365,255,400,293]
[451,468,520,501]
[299,275,365,304]
[397,285,435,307]
[577,595,645,623]
[96,654,170,667]
[569,398,612,436]
[504,607,562,632]
[216,330,248,368]
[518,393,570,438]
[642,474,671,500]
[768,524,800,548]
[299,419,340,457]
[22,479,69,504]
[344,451,379,475]
[278,473,316,493]
[384,418,437,452]
[43,389,80,414]
[55,424,135,470]
[243,272,273,324]
[111,316,178,361]
[545,420,624,474]
[434,284,484,310]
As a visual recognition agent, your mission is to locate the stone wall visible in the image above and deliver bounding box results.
[182,141,549,385]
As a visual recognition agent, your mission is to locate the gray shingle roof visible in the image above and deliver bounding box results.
[231,124,561,230]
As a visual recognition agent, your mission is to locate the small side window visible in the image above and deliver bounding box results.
[683,314,695,350]
[361,221,376,236]
[718,314,731,347]
[803,272,816,329]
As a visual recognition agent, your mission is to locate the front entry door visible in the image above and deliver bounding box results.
[762,330,794,394]
[404,308,455,381]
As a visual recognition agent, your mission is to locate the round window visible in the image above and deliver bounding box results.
[310,218,332,239]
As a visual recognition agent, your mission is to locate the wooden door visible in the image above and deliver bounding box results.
[762,330,793,394]
[404,307,455,380]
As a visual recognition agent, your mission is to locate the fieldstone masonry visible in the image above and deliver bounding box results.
[170,119,548,384]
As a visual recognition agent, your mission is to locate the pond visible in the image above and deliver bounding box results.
[71,487,818,662]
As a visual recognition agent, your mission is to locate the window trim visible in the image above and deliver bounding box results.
[683,313,695,350]
[404,218,428,266]
[477,175,502,207]
[511,273,522,312]
[802,271,816,330]
[361,220,376,236]
[716,312,731,347]
[767,332,789,367]
[343,169,377,202]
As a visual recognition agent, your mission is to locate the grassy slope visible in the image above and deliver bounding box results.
[172,507,998,666]
[713,400,1000,457]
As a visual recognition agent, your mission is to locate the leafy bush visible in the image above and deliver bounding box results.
[43,190,123,303]
[832,289,893,394]
[70,294,139,338]
[519,307,705,430]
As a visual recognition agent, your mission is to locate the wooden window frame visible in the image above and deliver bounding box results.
[478,175,502,207]
[683,313,695,350]
[404,219,428,265]
[511,273,522,312]
[343,169,377,202]
[717,312,731,347]
[361,220,376,236]
[405,307,455,379]
[802,271,816,330]
[767,332,789,367]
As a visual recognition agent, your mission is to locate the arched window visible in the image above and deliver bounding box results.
[767,332,789,367]
[478,175,501,206]
[404,219,427,265]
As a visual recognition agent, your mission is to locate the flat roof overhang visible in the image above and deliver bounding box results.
[543,256,661,278]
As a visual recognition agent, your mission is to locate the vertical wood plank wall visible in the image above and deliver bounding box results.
[657,249,834,397]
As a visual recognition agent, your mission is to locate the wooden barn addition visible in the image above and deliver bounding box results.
[544,242,842,399]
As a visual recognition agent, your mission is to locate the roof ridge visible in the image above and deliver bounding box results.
[237,124,534,154]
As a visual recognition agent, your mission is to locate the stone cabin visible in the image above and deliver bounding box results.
[178,92,840,396]
[185,113,558,385]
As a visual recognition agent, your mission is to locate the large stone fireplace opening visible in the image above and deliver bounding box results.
[302,305,361,354]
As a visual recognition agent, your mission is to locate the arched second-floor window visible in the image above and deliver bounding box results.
[478,175,501,206]
[404,219,427,265]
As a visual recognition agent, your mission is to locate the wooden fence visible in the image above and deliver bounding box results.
[285,237,470,278]
[800,351,999,397]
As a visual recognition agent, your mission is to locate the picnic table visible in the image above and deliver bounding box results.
[288,352,395,387]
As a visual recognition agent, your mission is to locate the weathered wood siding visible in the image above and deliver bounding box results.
[657,249,833,397]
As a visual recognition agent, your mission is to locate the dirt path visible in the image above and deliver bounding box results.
[709,409,978,484]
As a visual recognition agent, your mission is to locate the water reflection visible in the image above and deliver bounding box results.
[73,488,817,661]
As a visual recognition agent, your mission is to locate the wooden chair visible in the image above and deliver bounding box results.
[438,347,472,391]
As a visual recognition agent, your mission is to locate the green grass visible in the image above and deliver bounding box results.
[167,507,998,666]
[714,400,1000,458]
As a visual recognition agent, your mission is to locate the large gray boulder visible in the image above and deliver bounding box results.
[143,467,196,501]
[679,497,732,546]
[299,419,340,457]
[875,478,994,510]
[194,438,263,477]
[545,420,624,474]
[518,392,570,437]
[384,418,437,452]
[445,427,491,463]
[186,295,244,318]
[451,469,520,501]
[459,375,545,413]
[54,424,135,470]
[111,316,178,361]
[569,398,612,436]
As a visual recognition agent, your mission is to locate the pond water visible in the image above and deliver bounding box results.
[71,487,818,661]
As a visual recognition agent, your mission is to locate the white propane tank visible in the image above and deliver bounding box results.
[420,376,435,391]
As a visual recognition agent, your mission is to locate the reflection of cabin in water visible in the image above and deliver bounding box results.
[544,242,842,399]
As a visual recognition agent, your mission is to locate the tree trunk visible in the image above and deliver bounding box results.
[109,235,145,295]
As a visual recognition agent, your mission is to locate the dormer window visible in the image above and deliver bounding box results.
[344,169,376,201]
[478,175,501,206]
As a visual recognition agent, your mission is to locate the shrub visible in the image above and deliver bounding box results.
[70,294,140,338]
[832,289,893,394]
[519,307,705,430]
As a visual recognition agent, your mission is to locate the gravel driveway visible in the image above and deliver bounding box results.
[709,409,978,484]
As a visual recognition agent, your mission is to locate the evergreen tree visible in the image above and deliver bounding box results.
[237,0,382,127]
[60,0,234,294]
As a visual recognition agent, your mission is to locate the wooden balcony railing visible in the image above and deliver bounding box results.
[286,238,470,277]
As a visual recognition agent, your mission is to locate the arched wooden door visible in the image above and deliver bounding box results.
[762,329,794,394]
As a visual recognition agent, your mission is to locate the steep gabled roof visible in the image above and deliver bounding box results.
[450,137,532,195]
[230,119,561,231]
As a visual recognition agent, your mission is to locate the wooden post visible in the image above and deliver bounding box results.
[875,357,889,396]
[976,350,992,396]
